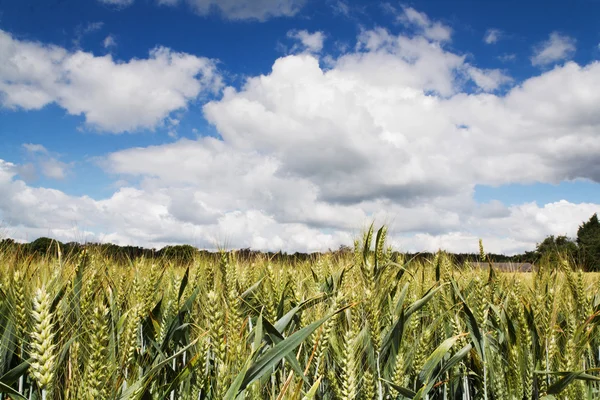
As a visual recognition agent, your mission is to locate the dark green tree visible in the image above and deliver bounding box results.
[159,244,198,264]
[535,234,578,263]
[577,213,600,271]
[27,237,63,256]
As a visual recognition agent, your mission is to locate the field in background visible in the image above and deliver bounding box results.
[1,226,599,399]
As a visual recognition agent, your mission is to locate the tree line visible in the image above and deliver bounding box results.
[534,213,600,270]
[1,213,599,270]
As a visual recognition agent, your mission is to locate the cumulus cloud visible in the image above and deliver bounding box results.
[97,29,600,251]
[2,9,600,253]
[353,28,465,96]
[531,32,576,66]
[403,200,600,254]
[0,30,221,133]
[2,155,598,253]
[398,7,452,42]
[0,159,352,250]
[483,29,501,44]
[287,30,326,53]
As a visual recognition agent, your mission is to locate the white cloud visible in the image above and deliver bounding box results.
[483,29,501,44]
[2,9,600,253]
[531,32,576,66]
[73,22,105,48]
[0,30,221,133]
[2,155,598,253]
[398,7,452,42]
[103,35,117,49]
[467,66,512,91]
[498,53,517,62]
[105,0,305,20]
[15,163,37,183]
[331,0,350,17]
[180,0,306,20]
[84,22,104,33]
[403,200,600,254]
[98,0,134,7]
[39,159,69,180]
[287,30,326,53]
[353,28,465,96]
[22,144,70,180]
[23,143,48,154]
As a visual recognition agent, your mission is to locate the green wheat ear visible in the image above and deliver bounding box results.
[84,305,110,398]
[29,286,57,398]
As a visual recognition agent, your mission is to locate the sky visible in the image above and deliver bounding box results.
[1,0,600,254]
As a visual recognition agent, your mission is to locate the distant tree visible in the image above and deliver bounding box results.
[337,244,353,254]
[159,245,198,264]
[577,213,600,271]
[0,238,16,254]
[0,238,15,247]
[27,237,63,256]
[535,235,578,263]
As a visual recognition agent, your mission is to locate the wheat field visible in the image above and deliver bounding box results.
[1,226,599,399]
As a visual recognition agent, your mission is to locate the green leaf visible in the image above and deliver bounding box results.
[452,281,484,359]
[380,308,405,368]
[363,223,375,262]
[405,284,444,320]
[238,306,348,394]
[462,300,483,357]
[436,343,472,379]
[0,359,30,386]
[418,335,460,385]
[119,340,197,400]
[381,379,417,398]
[374,225,386,276]
[223,357,253,400]
[241,278,264,299]
[260,315,308,384]
[543,371,600,394]
[273,295,326,333]
[381,284,442,368]
[301,376,322,400]
[0,381,26,399]
[0,318,15,373]
[177,266,189,304]
[253,310,264,351]
[393,283,409,316]
[158,351,204,398]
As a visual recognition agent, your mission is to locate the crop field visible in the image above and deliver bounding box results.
[1,226,600,399]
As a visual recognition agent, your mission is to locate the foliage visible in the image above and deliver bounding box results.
[577,213,600,271]
[0,226,600,399]
[535,235,578,263]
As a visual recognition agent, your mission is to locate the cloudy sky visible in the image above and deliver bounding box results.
[1,0,600,254]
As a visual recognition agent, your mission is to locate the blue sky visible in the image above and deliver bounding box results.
[1,0,599,253]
